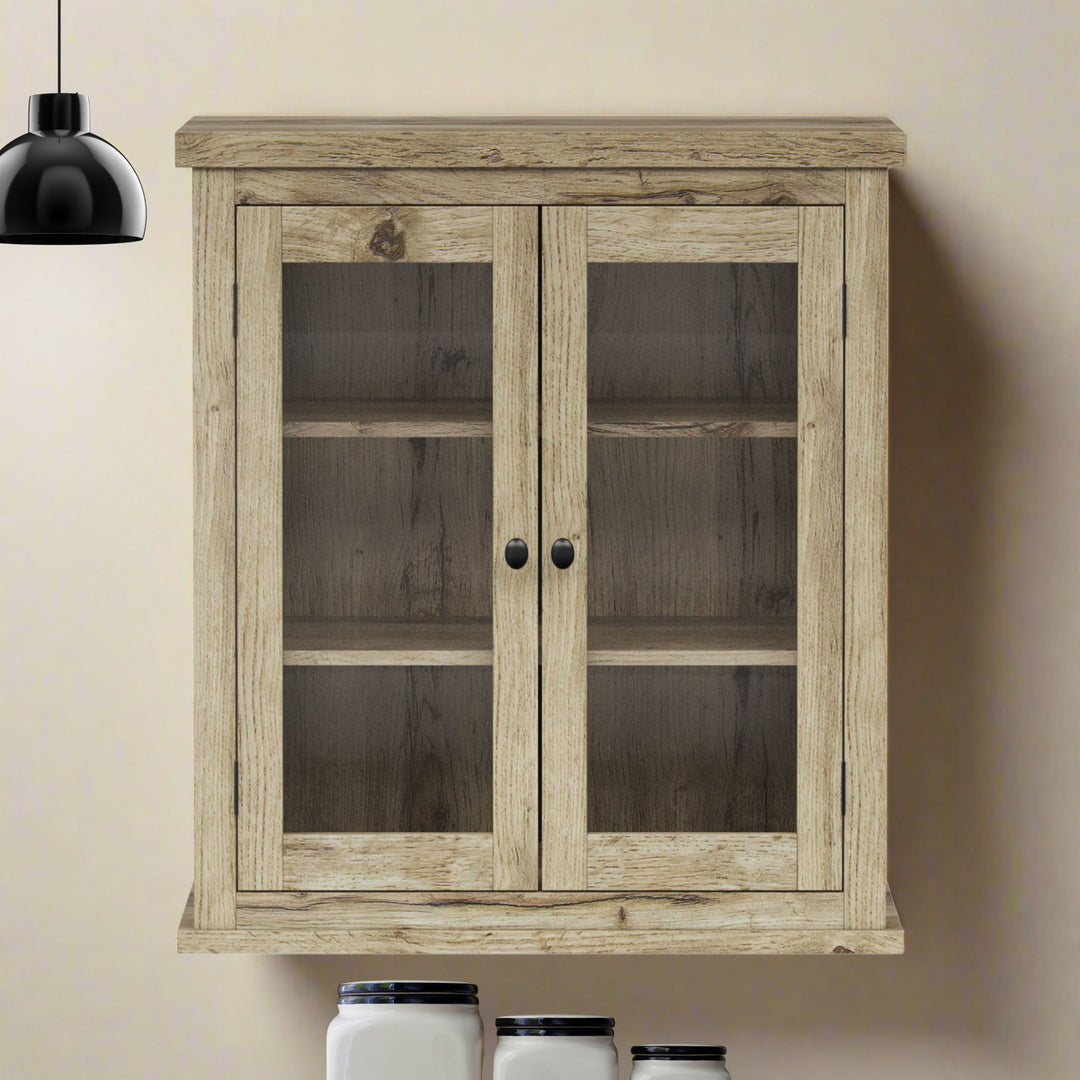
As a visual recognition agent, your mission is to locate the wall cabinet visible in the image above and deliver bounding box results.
[175,117,905,954]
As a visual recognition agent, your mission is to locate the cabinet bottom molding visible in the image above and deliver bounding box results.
[177,886,903,955]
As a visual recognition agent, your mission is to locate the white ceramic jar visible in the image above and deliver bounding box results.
[326,981,483,1080]
[494,1016,618,1080]
[631,1045,732,1080]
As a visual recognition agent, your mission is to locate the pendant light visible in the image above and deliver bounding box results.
[0,2,146,244]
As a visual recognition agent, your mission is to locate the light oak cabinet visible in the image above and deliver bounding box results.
[175,118,905,954]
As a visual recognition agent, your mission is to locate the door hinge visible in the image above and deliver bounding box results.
[232,282,238,339]
[233,760,239,817]
[842,282,848,339]
[841,760,847,816]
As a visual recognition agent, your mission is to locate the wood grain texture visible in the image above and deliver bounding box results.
[283,399,492,437]
[282,262,492,402]
[180,887,904,953]
[283,439,491,619]
[541,207,589,890]
[587,400,796,438]
[587,439,796,618]
[236,168,848,207]
[282,618,492,665]
[586,617,796,665]
[234,889,843,929]
[175,116,907,169]
[182,923,902,954]
[281,206,492,263]
[844,170,890,929]
[796,207,845,890]
[281,833,493,890]
[586,263,797,403]
[236,206,284,892]
[492,207,540,890]
[191,169,236,929]
[589,207,798,262]
[282,667,491,833]
[588,834,798,890]
[588,667,796,832]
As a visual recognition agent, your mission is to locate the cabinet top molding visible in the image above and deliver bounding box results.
[175,116,906,170]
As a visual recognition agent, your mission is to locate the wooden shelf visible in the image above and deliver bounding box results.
[283,400,493,438]
[283,618,493,665]
[587,617,796,665]
[178,885,904,955]
[281,399,794,438]
[588,400,797,438]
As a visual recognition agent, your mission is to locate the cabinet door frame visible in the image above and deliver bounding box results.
[234,203,539,892]
[192,168,238,929]
[540,204,844,891]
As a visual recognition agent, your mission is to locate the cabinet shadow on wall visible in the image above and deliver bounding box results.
[266,176,1010,1057]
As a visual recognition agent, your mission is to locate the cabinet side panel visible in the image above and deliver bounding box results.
[844,170,890,927]
[493,207,540,889]
[192,169,237,929]
[541,207,589,889]
[236,207,284,891]
[797,207,845,889]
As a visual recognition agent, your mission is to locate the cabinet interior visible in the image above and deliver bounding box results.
[587,262,797,398]
[281,254,802,832]
[282,262,494,436]
[588,666,796,833]
[283,262,493,401]
[584,263,798,839]
[283,438,492,620]
[587,438,796,619]
[283,666,493,833]
[281,259,495,668]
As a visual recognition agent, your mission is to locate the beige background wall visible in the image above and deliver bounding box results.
[2,2,1078,1076]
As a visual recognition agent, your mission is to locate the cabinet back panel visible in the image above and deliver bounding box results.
[588,667,796,832]
[284,667,492,832]
[282,263,492,400]
[283,439,492,618]
[587,263,797,401]
[588,438,796,617]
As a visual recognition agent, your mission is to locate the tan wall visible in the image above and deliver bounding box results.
[2,2,1077,1076]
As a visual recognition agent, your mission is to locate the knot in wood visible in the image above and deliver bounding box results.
[369,217,406,261]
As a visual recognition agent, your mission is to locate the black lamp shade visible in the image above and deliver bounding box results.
[0,93,145,244]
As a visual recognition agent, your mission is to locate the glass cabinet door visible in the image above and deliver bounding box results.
[541,206,844,891]
[235,206,538,891]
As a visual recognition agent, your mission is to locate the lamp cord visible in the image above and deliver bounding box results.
[57,0,61,92]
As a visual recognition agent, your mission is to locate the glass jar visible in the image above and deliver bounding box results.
[326,981,482,1080]
[494,1016,618,1080]
[631,1045,731,1080]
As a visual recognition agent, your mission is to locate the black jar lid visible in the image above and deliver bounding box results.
[497,1015,614,1037]
[338,981,478,1005]
[632,1045,727,1060]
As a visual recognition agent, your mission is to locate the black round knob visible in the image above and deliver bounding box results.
[550,538,575,569]
[504,538,528,570]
